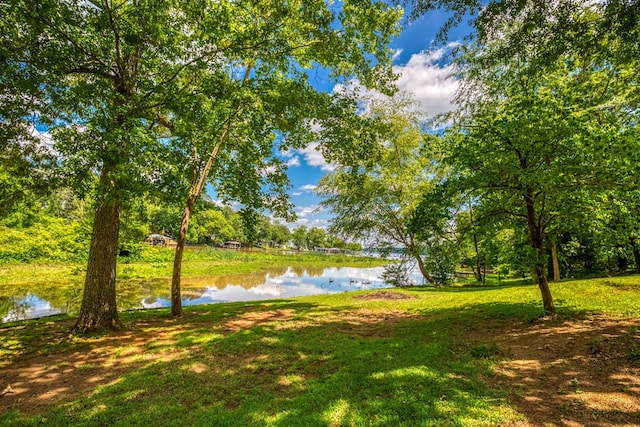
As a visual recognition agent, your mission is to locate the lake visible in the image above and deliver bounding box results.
[1,264,414,323]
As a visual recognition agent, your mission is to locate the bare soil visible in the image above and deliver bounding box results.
[1,309,639,426]
[485,315,640,427]
[354,290,416,300]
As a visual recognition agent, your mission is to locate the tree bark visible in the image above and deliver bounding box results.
[524,192,555,315]
[551,242,561,281]
[468,198,483,282]
[74,168,122,332]
[630,237,640,274]
[171,195,197,317]
[413,251,435,285]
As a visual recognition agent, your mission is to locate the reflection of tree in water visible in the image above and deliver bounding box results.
[0,296,28,320]
[3,264,366,319]
[1,280,83,318]
[181,266,290,290]
[288,265,325,277]
[118,278,170,310]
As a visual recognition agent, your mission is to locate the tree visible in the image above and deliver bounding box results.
[446,55,637,313]
[163,0,402,316]
[271,223,292,248]
[4,0,401,329]
[292,226,309,250]
[318,95,447,284]
[5,1,206,331]
[307,227,327,250]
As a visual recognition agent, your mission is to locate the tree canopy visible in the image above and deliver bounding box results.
[2,0,402,331]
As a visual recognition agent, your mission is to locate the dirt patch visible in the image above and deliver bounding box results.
[354,291,415,300]
[479,315,640,427]
[222,309,295,331]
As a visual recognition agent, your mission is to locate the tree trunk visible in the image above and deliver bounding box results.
[171,196,196,317]
[169,64,253,316]
[630,237,640,274]
[524,192,555,315]
[74,168,122,332]
[551,242,561,281]
[414,252,435,285]
[468,198,482,282]
[473,235,483,282]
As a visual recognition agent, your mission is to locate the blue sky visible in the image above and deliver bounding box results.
[271,8,472,230]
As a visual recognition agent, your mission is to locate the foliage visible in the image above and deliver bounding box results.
[380,262,414,287]
[0,216,90,264]
[434,0,640,312]
[3,0,403,329]
[319,95,447,284]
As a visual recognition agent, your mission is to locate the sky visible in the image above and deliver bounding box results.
[267,7,472,231]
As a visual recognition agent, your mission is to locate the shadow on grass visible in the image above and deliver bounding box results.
[0,299,521,426]
[2,295,638,426]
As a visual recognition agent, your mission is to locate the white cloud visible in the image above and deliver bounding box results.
[392,48,404,62]
[297,204,321,218]
[297,141,335,172]
[394,46,459,117]
[292,191,302,196]
[299,184,317,193]
[258,165,278,177]
[334,44,460,119]
[286,156,301,167]
[286,216,330,230]
[28,126,56,153]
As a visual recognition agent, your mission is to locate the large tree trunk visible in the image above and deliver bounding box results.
[171,196,197,317]
[551,242,561,281]
[524,192,555,315]
[74,168,122,332]
[630,237,640,274]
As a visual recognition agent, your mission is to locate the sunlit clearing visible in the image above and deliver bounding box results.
[323,399,351,425]
[371,366,438,380]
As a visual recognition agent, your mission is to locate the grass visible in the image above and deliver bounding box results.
[1,275,639,426]
[0,247,388,286]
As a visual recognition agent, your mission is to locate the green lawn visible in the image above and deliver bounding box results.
[1,276,639,426]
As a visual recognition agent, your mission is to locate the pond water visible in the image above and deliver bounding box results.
[1,265,407,323]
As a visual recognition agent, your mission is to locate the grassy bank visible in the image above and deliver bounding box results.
[1,276,639,426]
[0,247,389,287]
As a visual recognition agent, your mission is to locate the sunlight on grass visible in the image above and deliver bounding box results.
[371,366,439,380]
[323,399,352,426]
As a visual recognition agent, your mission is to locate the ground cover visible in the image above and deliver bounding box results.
[1,277,639,426]
[0,248,388,287]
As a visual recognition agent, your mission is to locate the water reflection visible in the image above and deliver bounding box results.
[1,294,66,322]
[2,265,392,323]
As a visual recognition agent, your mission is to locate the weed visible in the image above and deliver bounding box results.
[628,343,640,362]
[587,338,603,354]
[469,344,502,359]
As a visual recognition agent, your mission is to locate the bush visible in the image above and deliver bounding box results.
[381,263,413,287]
[0,216,90,263]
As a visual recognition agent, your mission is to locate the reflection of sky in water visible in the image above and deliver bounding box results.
[4,265,415,322]
[141,266,393,309]
[3,293,63,322]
